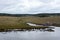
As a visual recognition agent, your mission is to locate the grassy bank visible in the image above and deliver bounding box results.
[0,16,60,29]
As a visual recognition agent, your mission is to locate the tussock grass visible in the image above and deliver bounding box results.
[0,16,60,29]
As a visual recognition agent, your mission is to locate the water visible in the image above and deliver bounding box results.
[0,27,60,40]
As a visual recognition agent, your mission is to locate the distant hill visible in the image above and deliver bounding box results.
[0,13,60,17]
[34,13,60,17]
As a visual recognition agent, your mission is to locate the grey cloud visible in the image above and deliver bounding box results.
[39,0,54,3]
[0,0,60,14]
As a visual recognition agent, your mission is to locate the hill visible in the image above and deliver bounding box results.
[0,13,60,17]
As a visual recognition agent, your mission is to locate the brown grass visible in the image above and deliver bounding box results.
[0,16,60,29]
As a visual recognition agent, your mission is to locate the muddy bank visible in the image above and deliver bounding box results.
[27,22,60,27]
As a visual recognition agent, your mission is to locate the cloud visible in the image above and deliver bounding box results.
[0,0,60,14]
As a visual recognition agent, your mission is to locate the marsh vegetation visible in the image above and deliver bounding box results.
[0,16,60,30]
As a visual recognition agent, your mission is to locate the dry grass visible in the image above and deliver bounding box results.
[0,16,60,29]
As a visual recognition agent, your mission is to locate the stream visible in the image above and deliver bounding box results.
[0,27,60,40]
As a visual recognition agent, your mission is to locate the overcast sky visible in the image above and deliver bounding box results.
[0,0,60,14]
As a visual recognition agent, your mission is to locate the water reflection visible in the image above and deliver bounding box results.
[0,27,60,40]
[0,27,55,32]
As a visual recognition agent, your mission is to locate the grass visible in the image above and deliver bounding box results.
[0,16,60,30]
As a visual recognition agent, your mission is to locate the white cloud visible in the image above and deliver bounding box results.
[0,0,60,14]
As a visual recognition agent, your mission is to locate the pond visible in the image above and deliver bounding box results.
[0,27,60,40]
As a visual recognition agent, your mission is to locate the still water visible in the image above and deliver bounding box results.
[0,27,60,40]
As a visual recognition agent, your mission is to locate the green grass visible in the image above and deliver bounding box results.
[0,16,60,30]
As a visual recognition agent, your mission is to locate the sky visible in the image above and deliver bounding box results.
[0,0,60,14]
